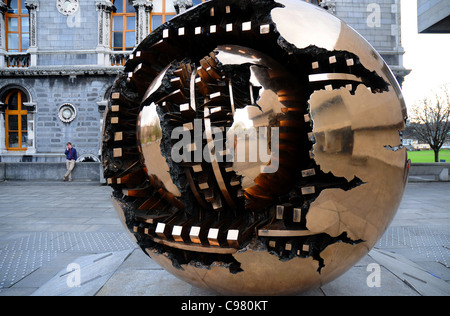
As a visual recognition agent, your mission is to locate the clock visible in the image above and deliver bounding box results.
[57,0,79,16]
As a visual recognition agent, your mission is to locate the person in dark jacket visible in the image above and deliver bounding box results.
[63,142,77,182]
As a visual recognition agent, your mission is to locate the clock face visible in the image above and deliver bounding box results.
[58,104,77,123]
[62,109,72,119]
[57,0,79,16]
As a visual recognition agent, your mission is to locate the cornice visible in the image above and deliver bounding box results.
[0,2,7,13]
[0,66,123,77]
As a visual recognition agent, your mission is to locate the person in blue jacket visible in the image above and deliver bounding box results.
[63,142,77,182]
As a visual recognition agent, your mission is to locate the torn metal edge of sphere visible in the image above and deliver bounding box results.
[101,0,409,295]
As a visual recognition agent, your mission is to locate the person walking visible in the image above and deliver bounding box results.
[63,142,77,182]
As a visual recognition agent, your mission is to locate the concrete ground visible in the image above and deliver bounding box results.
[0,180,448,296]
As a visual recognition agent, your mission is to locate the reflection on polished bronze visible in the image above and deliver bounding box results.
[101,0,409,295]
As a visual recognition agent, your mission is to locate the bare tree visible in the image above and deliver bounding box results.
[408,84,450,162]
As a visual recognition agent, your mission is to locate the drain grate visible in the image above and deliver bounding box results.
[0,232,137,289]
[57,232,137,253]
[0,248,59,289]
[377,226,450,268]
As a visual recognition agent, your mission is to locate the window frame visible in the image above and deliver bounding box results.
[4,0,29,53]
[150,0,178,33]
[111,0,136,51]
[4,89,28,151]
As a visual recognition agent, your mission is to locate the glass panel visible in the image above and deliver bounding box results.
[22,132,28,147]
[21,33,29,50]
[114,0,123,13]
[8,115,19,131]
[113,16,123,31]
[113,32,123,49]
[62,108,73,120]
[165,0,176,12]
[7,92,19,110]
[20,0,27,13]
[20,91,27,103]
[166,14,176,22]
[8,0,18,13]
[8,132,19,148]
[126,0,134,13]
[152,0,162,13]
[127,16,135,31]
[22,16,29,31]
[151,15,163,31]
[8,17,18,32]
[7,33,19,50]
[21,115,28,131]
[125,31,135,49]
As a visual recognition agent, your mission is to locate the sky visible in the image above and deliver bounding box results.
[400,0,450,109]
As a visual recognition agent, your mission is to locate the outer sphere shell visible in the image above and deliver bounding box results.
[105,0,408,296]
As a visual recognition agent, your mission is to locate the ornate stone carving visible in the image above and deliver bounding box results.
[96,0,114,48]
[25,1,39,49]
[0,2,7,53]
[174,0,193,14]
[320,0,336,14]
[133,0,153,46]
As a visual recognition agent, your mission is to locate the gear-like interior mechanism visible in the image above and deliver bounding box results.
[102,0,409,295]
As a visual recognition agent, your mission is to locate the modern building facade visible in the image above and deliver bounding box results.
[0,0,409,163]
[417,0,450,33]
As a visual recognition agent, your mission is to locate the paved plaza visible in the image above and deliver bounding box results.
[0,180,449,296]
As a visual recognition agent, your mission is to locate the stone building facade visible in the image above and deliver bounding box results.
[0,0,409,163]
[317,0,410,85]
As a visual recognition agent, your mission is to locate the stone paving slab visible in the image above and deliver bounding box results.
[30,250,134,296]
[368,249,449,296]
[0,180,448,296]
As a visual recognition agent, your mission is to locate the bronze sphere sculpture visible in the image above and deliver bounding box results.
[102,0,409,295]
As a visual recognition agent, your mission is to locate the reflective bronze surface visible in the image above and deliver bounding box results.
[102,0,409,295]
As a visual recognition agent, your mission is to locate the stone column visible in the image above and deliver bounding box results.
[0,102,5,152]
[174,0,193,14]
[23,102,37,154]
[96,0,114,65]
[0,1,7,68]
[133,0,153,47]
[25,0,39,67]
[319,0,336,14]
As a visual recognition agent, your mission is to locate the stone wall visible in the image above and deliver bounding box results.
[0,0,409,162]
[0,74,115,162]
[0,0,119,162]
[330,0,409,84]
[334,0,399,51]
[409,163,450,182]
[32,76,110,157]
[37,0,98,66]
[0,162,102,182]
[0,162,447,183]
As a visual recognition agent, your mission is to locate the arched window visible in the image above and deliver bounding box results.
[4,89,28,151]
[4,0,29,52]
[150,0,177,32]
[111,0,136,51]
